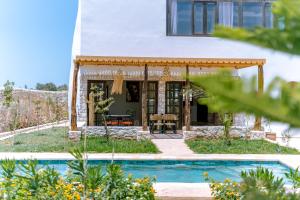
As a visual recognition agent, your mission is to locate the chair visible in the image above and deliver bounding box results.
[149,114,164,134]
[163,114,178,134]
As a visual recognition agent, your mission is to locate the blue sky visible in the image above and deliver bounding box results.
[0,0,78,88]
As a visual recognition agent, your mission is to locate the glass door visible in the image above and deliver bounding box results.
[147,82,158,124]
[165,82,183,128]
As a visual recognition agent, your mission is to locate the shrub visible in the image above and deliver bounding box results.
[0,150,156,200]
[205,167,300,200]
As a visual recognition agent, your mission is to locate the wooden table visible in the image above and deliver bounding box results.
[150,114,178,134]
[106,115,134,126]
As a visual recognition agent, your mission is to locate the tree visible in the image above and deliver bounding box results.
[2,81,14,108]
[35,82,68,91]
[220,113,233,146]
[2,81,20,147]
[89,86,114,141]
[57,84,68,91]
[35,82,57,91]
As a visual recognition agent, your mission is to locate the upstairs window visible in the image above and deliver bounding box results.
[167,0,274,36]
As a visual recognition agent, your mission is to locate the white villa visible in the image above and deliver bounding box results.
[69,0,300,138]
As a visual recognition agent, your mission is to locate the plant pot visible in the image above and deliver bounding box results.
[266,132,276,141]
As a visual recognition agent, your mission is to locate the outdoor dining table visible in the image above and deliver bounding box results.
[149,114,178,134]
[106,115,134,126]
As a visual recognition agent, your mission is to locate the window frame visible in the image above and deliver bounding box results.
[166,0,274,37]
[167,0,218,37]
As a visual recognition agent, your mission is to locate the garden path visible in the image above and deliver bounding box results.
[151,139,194,156]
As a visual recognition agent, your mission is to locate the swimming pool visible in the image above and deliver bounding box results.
[27,160,291,183]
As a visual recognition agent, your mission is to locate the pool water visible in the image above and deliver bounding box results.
[22,160,291,183]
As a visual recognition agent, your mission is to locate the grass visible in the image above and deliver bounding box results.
[0,128,159,153]
[186,138,299,154]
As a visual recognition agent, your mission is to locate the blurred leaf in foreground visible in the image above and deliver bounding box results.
[214,0,300,55]
[190,71,300,128]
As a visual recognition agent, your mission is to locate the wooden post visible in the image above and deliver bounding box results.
[185,65,191,131]
[71,62,79,131]
[254,65,264,130]
[142,64,148,131]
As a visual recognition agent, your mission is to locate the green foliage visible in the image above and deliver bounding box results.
[56,84,68,91]
[190,71,300,128]
[35,82,68,91]
[2,80,14,108]
[0,128,159,153]
[285,167,300,190]
[91,86,114,116]
[240,167,286,199]
[186,138,299,154]
[204,173,240,200]
[90,86,114,141]
[205,167,300,200]
[220,113,233,145]
[36,82,57,91]
[214,0,300,55]
[0,149,156,200]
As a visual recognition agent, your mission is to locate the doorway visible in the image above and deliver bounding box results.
[165,82,183,128]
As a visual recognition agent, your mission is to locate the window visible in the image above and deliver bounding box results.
[167,0,274,36]
[168,0,217,35]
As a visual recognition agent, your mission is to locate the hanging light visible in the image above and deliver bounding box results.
[160,66,172,81]
[111,69,124,95]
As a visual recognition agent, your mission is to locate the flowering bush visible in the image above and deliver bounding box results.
[0,153,155,200]
[204,172,240,200]
[204,167,300,200]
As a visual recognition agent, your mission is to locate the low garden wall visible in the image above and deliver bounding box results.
[183,126,265,140]
[84,126,151,140]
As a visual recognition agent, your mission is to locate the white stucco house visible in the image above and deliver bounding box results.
[69,0,300,139]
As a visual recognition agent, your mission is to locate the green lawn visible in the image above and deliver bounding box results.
[186,138,299,154]
[0,128,159,153]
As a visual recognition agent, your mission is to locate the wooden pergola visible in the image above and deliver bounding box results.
[71,56,266,132]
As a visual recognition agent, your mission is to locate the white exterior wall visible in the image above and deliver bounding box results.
[70,0,300,134]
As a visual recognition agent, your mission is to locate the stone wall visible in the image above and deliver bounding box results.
[84,126,151,140]
[157,81,166,114]
[183,126,265,140]
[0,89,68,132]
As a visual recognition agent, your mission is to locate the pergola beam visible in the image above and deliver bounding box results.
[75,56,266,69]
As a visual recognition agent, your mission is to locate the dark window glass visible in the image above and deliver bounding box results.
[207,3,216,34]
[242,2,263,28]
[194,3,204,34]
[233,2,240,27]
[265,3,273,28]
[168,0,274,36]
[177,0,193,35]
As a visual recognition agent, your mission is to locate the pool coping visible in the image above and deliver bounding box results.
[0,153,298,199]
[0,153,298,169]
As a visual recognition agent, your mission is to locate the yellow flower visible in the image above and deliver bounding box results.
[150,187,156,194]
[224,178,231,183]
[74,191,81,200]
